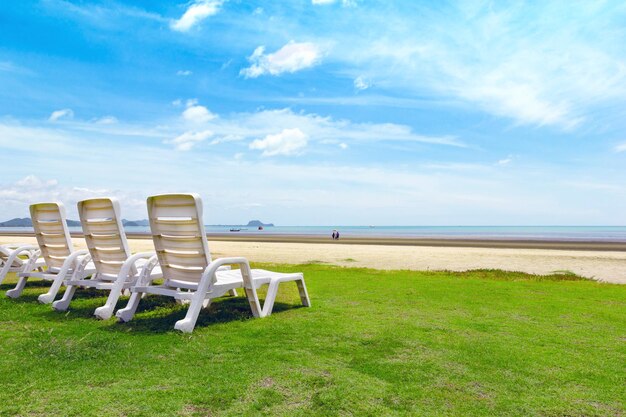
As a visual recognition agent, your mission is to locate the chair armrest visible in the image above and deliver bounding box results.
[119,252,157,280]
[0,245,42,270]
[200,257,253,289]
[69,252,93,279]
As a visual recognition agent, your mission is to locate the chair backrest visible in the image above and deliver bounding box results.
[30,202,73,269]
[147,193,211,284]
[78,197,132,276]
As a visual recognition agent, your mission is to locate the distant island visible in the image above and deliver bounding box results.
[0,217,81,227]
[122,219,150,227]
[0,218,273,228]
[0,218,150,228]
[245,220,274,227]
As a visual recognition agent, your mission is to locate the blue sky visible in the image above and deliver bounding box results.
[1,0,626,225]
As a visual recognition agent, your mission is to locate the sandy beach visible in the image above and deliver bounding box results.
[2,234,625,284]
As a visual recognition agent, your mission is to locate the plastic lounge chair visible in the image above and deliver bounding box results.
[6,202,93,302]
[116,193,310,333]
[0,243,46,285]
[51,197,163,319]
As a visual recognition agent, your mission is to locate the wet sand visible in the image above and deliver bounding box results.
[2,234,625,284]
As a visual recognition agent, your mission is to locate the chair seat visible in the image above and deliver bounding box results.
[18,262,97,279]
[163,268,303,291]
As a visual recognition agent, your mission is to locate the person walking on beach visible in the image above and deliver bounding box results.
[331,230,337,240]
[335,230,340,240]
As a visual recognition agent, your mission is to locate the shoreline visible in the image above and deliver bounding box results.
[1,231,626,252]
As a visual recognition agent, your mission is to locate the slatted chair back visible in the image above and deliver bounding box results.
[78,197,133,277]
[147,193,210,284]
[30,202,73,269]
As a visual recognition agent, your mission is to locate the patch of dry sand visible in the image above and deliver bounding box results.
[2,236,624,284]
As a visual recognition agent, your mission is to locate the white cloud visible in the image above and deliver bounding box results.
[48,108,74,122]
[176,70,193,76]
[241,41,322,78]
[170,0,222,32]
[210,134,243,146]
[182,101,217,124]
[312,0,357,5]
[167,130,213,151]
[497,156,513,166]
[249,128,308,156]
[354,76,370,90]
[0,175,146,220]
[615,143,626,153]
[339,143,348,150]
[16,175,58,188]
[94,116,118,125]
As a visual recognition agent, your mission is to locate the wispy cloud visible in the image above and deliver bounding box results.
[332,2,626,129]
[241,41,323,78]
[176,70,192,76]
[93,116,118,125]
[312,0,357,6]
[615,143,626,153]
[166,130,213,151]
[43,0,166,27]
[48,108,74,122]
[497,156,513,166]
[175,107,463,150]
[353,76,370,91]
[170,0,223,32]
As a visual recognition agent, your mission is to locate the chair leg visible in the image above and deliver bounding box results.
[262,280,281,317]
[38,274,65,304]
[52,285,77,311]
[228,288,238,297]
[296,278,311,307]
[116,292,143,322]
[244,288,262,318]
[94,284,126,320]
[174,293,208,333]
[6,275,29,298]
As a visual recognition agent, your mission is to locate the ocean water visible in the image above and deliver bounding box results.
[2,225,626,241]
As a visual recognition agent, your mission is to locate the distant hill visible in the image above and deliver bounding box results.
[122,219,149,227]
[0,218,32,227]
[246,220,274,227]
[0,218,81,227]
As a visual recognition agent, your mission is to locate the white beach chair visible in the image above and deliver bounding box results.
[6,202,93,302]
[116,193,310,333]
[0,243,45,285]
[51,197,163,319]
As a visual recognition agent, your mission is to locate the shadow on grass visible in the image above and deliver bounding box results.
[2,286,110,312]
[104,295,303,334]
[0,278,51,291]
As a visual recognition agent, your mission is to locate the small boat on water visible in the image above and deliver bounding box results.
[229,228,241,232]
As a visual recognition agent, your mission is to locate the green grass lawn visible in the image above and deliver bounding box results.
[0,264,624,416]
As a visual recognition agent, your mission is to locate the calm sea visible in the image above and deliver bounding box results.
[2,225,626,242]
